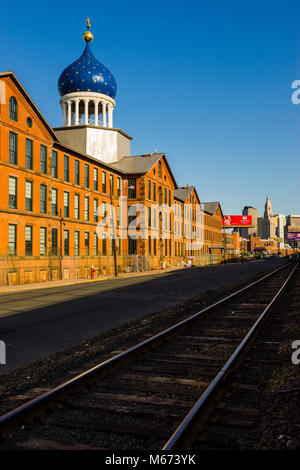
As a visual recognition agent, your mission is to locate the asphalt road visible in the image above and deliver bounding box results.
[0,258,285,374]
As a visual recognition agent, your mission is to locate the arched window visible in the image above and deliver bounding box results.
[9,97,18,121]
[158,161,162,178]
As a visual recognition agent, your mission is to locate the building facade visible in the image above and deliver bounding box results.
[0,23,231,286]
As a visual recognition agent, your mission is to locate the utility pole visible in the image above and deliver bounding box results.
[110,180,118,277]
[222,226,227,263]
[59,208,64,280]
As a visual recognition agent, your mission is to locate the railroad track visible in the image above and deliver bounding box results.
[0,262,297,451]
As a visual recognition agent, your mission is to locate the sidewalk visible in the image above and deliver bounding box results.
[0,266,184,294]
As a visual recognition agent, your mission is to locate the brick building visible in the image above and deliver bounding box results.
[0,24,228,285]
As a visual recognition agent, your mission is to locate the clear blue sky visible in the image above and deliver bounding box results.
[1,0,300,217]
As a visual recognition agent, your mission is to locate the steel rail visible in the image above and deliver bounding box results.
[162,262,298,450]
[0,262,290,434]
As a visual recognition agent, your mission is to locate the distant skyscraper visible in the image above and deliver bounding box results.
[262,195,276,239]
[275,214,286,250]
[239,206,259,239]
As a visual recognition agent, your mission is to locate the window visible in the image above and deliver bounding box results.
[165,238,168,256]
[9,132,17,164]
[159,186,163,204]
[52,228,58,256]
[117,205,120,226]
[117,177,121,197]
[102,171,106,193]
[94,233,98,255]
[84,196,89,221]
[9,176,17,209]
[8,224,17,255]
[164,188,167,204]
[26,139,33,170]
[148,180,151,199]
[102,201,107,221]
[110,174,114,195]
[9,97,17,121]
[40,145,47,174]
[64,230,69,256]
[158,161,162,178]
[75,194,80,219]
[52,189,58,216]
[85,232,90,256]
[109,204,114,226]
[169,238,171,256]
[94,168,98,190]
[148,207,151,227]
[64,191,69,217]
[52,150,58,178]
[75,160,80,185]
[40,227,47,256]
[25,226,33,256]
[153,238,156,256]
[102,234,107,255]
[168,190,171,207]
[117,236,121,255]
[128,205,136,226]
[128,179,136,199]
[94,199,98,222]
[74,231,80,256]
[64,155,69,181]
[25,181,33,211]
[153,182,156,202]
[27,117,32,128]
[85,164,89,188]
[128,237,137,255]
[40,184,47,213]
[148,236,151,254]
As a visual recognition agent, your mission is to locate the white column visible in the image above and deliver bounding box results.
[108,104,113,128]
[102,102,107,127]
[74,99,80,126]
[94,100,99,126]
[62,102,67,126]
[84,99,89,125]
[67,100,72,127]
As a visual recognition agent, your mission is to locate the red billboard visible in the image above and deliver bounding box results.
[222,215,252,228]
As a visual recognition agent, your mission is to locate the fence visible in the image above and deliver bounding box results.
[0,251,239,287]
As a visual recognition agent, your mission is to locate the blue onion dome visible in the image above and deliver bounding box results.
[57,23,117,99]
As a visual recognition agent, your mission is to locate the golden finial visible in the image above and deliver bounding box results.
[83,18,93,42]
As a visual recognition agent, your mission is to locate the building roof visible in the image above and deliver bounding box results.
[111,153,178,188]
[53,141,124,175]
[202,201,221,215]
[57,40,117,99]
[0,71,59,142]
[174,186,195,202]
[111,153,162,174]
